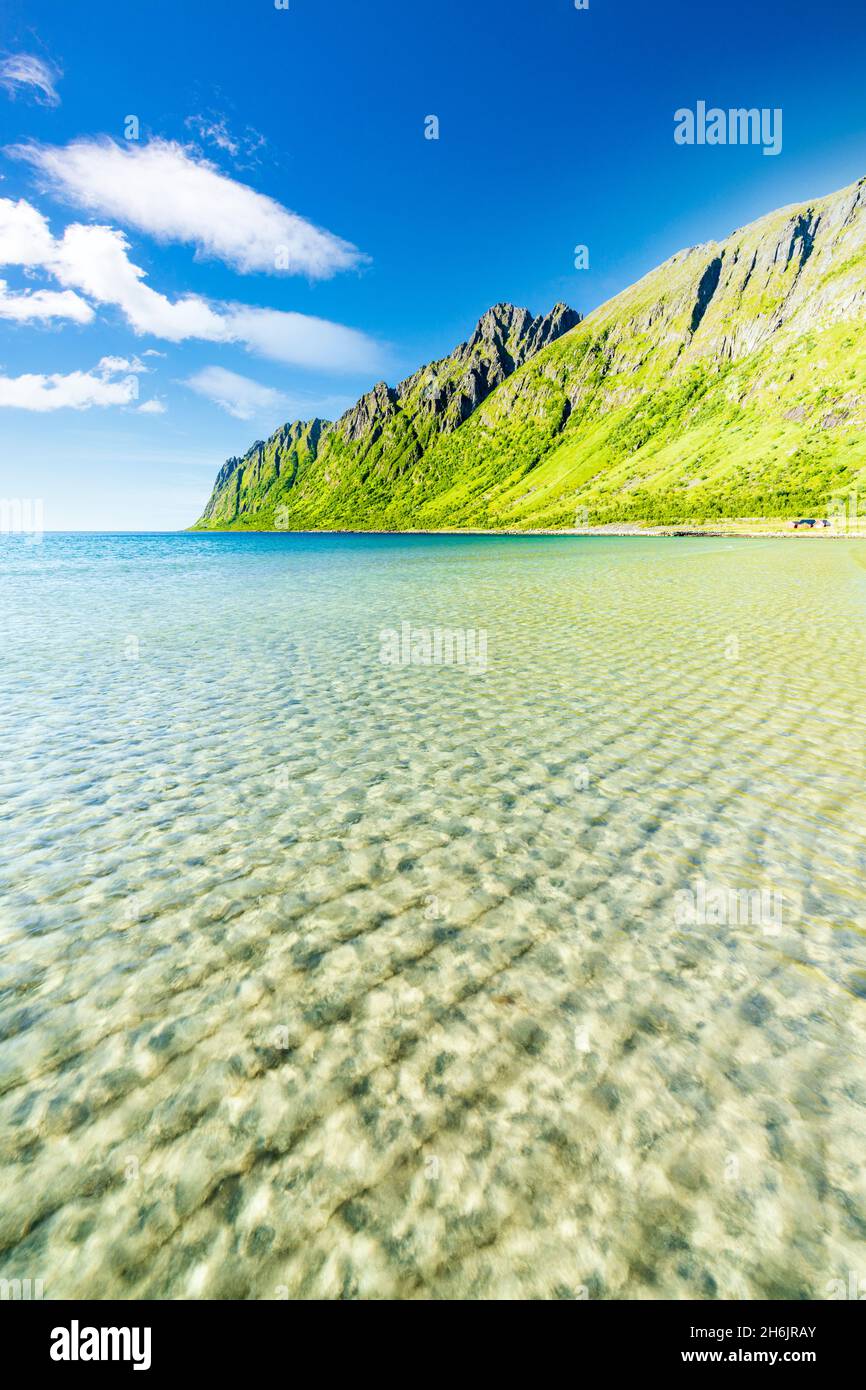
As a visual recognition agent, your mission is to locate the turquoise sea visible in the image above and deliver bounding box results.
[1,533,865,1299]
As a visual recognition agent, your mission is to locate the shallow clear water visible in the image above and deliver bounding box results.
[1,532,865,1300]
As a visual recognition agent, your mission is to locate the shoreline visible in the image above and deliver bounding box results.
[189,522,866,539]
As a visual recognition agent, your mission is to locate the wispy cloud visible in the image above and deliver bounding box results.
[0,197,384,372]
[185,113,267,169]
[221,305,382,372]
[184,365,351,422]
[0,54,62,108]
[0,357,143,411]
[12,137,365,278]
[97,354,149,374]
[184,366,287,420]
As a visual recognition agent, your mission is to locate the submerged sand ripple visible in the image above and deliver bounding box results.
[0,534,864,1298]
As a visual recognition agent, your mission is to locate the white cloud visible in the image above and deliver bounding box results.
[0,54,61,107]
[184,366,351,422]
[0,197,384,372]
[0,278,93,324]
[137,398,166,414]
[225,306,377,372]
[184,366,286,420]
[96,354,148,374]
[0,358,141,411]
[0,197,57,264]
[14,137,364,277]
[52,222,231,341]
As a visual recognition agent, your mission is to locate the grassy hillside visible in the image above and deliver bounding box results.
[194,177,866,531]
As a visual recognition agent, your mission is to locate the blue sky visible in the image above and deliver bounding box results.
[2,0,866,529]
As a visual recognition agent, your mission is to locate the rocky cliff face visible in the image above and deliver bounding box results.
[195,302,580,528]
[195,176,866,530]
[390,301,581,435]
[198,417,329,527]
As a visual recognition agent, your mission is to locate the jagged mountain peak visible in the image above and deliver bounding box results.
[338,381,399,444]
[469,301,533,342]
[339,299,580,441]
[464,300,581,362]
[393,299,582,431]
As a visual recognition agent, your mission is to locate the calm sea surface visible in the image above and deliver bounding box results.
[1,532,865,1299]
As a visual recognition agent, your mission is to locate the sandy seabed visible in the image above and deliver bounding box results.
[1,532,864,1299]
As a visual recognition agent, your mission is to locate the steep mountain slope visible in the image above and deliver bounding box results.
[195,176,866,530]
[196,302,580,528]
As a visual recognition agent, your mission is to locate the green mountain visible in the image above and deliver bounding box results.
[194,302,580,529]
[195,176,866,531]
